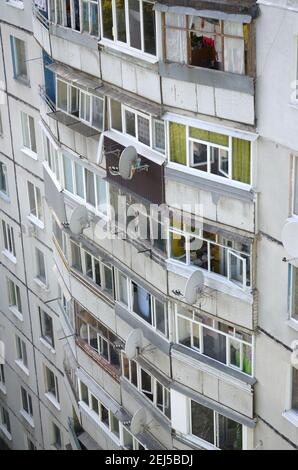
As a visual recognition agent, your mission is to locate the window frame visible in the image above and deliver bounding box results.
[10,35,29,84]
[1,220,16,259]
[175,305,253,376]
[99,0,157,58]
[7,278,22,315]
[35,247,47,286]
[27,181,43,224]
[115,268,169,338]
[168,222,251,290]
[0,162,9,197]
[109,99,165,155]
[16,335,28,369]
[20,386,34,420]
[39,307,55,349]
[20,111,37,156]
[56,77,105,131]
[44,365,60,405]
[121,354,171,419]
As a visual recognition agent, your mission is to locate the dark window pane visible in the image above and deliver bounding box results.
[218,415,242,450]
[102,0,113,39]
[191,401,214,444]
[116,0,126,42]
[202,327,226,364]
[143,1,156,55]
[129,0,141,50]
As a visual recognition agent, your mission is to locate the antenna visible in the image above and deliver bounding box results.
[124,329,143,360]
[130,408,148,435]
[108,146,149,180]
[69,205,89,235]
[172,270,205,305]
[282,220,298,266]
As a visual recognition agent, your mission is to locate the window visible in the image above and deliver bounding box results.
[44,366,60,404]
[62,152,108,213]
[10,36,28,82]
[2,220,16,258]
[169,122,251,185]
[80,248,113,295]
[115,269,168,337]
[169,218,251,290]
[39,308,54,348]
[78,381,144,447]
[16,335,28,369]
[0,405,11,437]
[100,0,156,56]
[35,248,47,285]
[21,386,33,420]
[122,354,171,419]
[49,0,99,36]
[191,400,242,449]
[109,100,165,153]
[164,15,251,75]
[0,364,5,390]
[52,422,62,449]
[43,133,60,182]
[27,181,43,222]
[7,278,22,313]
[56,78,104,130]
[58,285,74,328]
[292,367,298,411]
[289,265,298,323]
[176,306,253,375]
[21,112,37,154]
[82,0,99,36]
[75,302,121,371]
[70,240,82,272]
[0,162,8,196]
[52,217,68,257]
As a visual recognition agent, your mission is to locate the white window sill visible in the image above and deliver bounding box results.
[6,0,24,10]
[2,250,17,264]
[166,161,252,193]
[20,409,35,428]
[166,258,253,303]
[79,401,120,446]
[20,147,38,161]
[104,130,166,166]
[0,425,12,441]
[45,392,61,411]
[0,383,7,395]
[286,318,298,332]
[282,409,298,427]
[99,39,158,65]
[0,191,10,203]
[33,277,49,291]
[15,359,29,376]
[27,214,44,230]
[9,306,23,322]
[39,337,55,354]
[182,433,218,450]
[42,162,62,192]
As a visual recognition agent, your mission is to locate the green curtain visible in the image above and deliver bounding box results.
[169,122,187,165]
[189,127,229,146]
[232,138,251,184]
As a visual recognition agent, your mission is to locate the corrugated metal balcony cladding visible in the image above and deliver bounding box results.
[104,137,165,205]
[155,0,259,18]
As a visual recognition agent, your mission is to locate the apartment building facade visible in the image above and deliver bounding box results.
[0,0,297,451]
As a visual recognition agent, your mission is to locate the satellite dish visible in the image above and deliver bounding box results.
[109,146,149,180]
[119,146,138,180]
[282,220,298,261]
[69,205,89,235]
[125,329,143,360]
[184,270,205,305]
[130,408,148,435]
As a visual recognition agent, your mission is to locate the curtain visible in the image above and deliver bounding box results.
[189,127,229,146]
[169,122,187,165]
[165,13,188,64]
[232,138,251,184]
[224,22,245,75]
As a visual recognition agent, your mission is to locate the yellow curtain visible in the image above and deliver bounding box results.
[169,122,187,165]
[189,127,229,146]
[232,138,251,184]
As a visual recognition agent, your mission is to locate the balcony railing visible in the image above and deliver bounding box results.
[32,2,49,30]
